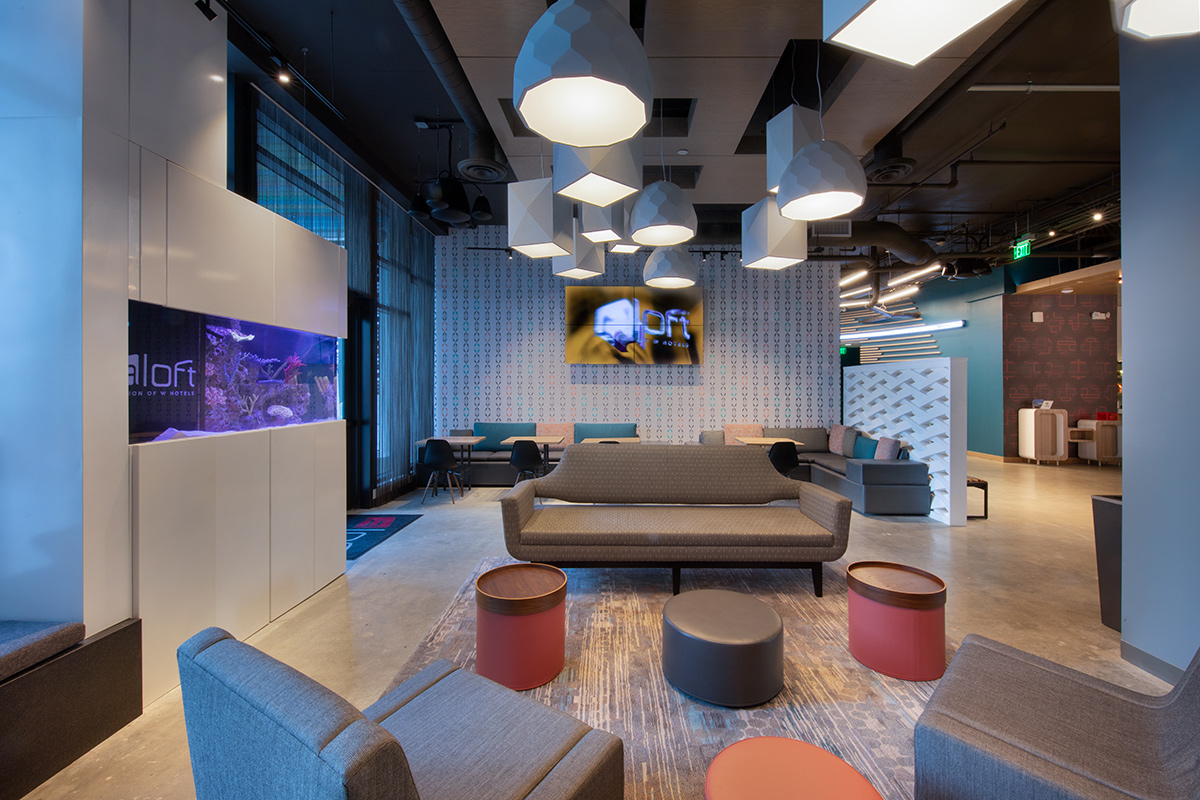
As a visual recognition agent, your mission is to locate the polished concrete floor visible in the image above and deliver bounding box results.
[27,457,1164,799]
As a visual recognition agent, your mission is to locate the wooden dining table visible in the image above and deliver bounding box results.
[736,436,802,447]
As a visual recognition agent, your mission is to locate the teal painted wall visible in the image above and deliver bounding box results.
[912,273,1005,456]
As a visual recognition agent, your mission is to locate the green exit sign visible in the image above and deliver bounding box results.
[1012,239,1032,259]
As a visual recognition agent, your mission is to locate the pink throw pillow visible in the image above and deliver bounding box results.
[537,422,574,452]
[829,424,858,456]
[723,423,763,445]
[875,437,902,460]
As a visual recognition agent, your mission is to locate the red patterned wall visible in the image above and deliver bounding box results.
[1002,294,1120,457]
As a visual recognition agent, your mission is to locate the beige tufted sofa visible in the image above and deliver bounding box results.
[499,444,853,595]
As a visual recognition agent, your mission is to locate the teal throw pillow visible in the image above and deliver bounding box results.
[575,422,638,443]
[853,436,879,459]
[472,421,536,452]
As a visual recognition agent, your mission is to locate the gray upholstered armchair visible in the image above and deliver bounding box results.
[178,628,623,800]
[915,633,1200,800]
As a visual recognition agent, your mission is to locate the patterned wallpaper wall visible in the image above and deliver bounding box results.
[433,226,841,443]
[1002,294,1119,457]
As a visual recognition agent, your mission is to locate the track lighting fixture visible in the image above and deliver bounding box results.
[195,0,218,22]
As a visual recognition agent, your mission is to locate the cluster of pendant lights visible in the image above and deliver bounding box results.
[508,0,699,288]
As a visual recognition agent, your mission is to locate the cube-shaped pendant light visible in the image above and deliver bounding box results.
[553,218,606,280]
[508,177,573,258]
[513,0,653,147]
[766,105,822,195]
[1112,0,1200,39]
[824,0,1021,67]
[609,242,641,254]
[582,199,627,243]
[554,139,641,207]
[742,197,808,270]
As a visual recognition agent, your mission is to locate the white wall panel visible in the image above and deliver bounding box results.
[0,2,84,120]
[166,162,274,325]
[844,358,967,526]
[0,117,85,622]
[129,0,226,185]
[138,148,168,304]
[132,437,217,703]
[82,120,133,632]
[270,425,316,619]
[313,421,347,589]
[338,248,349,339]
[127,141,141,298]
[214,430,271,640]
[83,0,129,138]
[274,216,345,337]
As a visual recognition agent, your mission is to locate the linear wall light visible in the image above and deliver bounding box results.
[840,286,872,299]
[840,269,869,287]
[887,263,941,287]
[879,284,921,303]
[841,319,965,341]
[825,0,1022,67]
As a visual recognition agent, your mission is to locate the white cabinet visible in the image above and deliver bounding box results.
[132,421,345,703]
[1018,408,1068,463]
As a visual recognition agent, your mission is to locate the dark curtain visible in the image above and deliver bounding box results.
[248,88,434,505]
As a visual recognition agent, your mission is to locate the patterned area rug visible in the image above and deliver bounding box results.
[393,557,948,799]
[346,514,421,560]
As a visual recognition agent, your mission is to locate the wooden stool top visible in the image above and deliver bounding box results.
[475,563,567,616]
[847,561,946,610]
[705,737,883,799]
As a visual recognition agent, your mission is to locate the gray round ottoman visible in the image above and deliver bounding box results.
[661,589,784,707]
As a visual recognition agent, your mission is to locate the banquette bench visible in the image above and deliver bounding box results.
[499,444,853,595]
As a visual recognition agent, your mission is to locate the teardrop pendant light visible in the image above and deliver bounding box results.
[643,246,698,289]
[629,181,697,246]
[776,139,868,221]
[513,0,653,147]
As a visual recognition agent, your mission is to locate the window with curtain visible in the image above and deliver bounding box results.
[247,87,434,505]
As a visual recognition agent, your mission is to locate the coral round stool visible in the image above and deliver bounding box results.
[475,563,567,690]
[705,737,884,800]
[662,589,783,707]
[847,561,947,681]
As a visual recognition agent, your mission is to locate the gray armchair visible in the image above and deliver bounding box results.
[915,633,1200,800]
[178,628,623,800]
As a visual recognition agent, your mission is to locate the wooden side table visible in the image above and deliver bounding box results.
[847,561,947,681]
[705,737,883,800]
[474,563,568,690]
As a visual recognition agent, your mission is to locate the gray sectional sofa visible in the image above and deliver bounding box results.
[700,425,931,516]
[500,443,853,595]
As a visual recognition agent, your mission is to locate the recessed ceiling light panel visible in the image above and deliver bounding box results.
[825,0,1022,67]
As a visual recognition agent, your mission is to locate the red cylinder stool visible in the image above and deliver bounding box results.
[475,563,567,690]
[847,561,947,681]
[705,736,884,800]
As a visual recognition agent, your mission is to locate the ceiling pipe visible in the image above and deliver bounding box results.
[392,0,509,183]
[809,221,938,267]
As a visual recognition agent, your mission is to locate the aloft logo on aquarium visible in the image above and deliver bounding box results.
[128,354,196,396]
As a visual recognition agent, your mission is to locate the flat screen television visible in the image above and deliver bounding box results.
[565,286,703,365]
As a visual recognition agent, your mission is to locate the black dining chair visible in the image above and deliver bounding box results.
[768,440,800,477]
[422,439,463,504]
[510,440,545,486]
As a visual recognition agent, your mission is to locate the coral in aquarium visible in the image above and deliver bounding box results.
[202,319,333,432]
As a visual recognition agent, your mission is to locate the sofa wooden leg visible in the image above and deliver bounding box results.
[672,567,681,595]
[812,565,823,597]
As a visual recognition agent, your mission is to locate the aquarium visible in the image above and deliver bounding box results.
[129,301,340,442]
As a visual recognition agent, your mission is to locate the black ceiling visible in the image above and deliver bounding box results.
[218,0,1122,268]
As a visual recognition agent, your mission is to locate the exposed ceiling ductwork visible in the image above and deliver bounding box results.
[392,0,509,183]
[809,220,938,267]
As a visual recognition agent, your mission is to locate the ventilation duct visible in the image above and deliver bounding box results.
[809,220,937,266]
[866,135,916,183]
[942,258,993,280]
[392,0,509,183]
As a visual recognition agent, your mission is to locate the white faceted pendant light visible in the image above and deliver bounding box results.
[629,181,697,246]
[643,246,698,288]
[553,219,606,279]
[513,0,654,147]
[824,0,1021,67]
[553,139,641,207]
[581,199,627,243]
[609,241,641,254]
[777,140,868,221]
[766,105,822,194]
[508,177,573,258]
[741,197,808,270]
[1113,0,1200,38]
